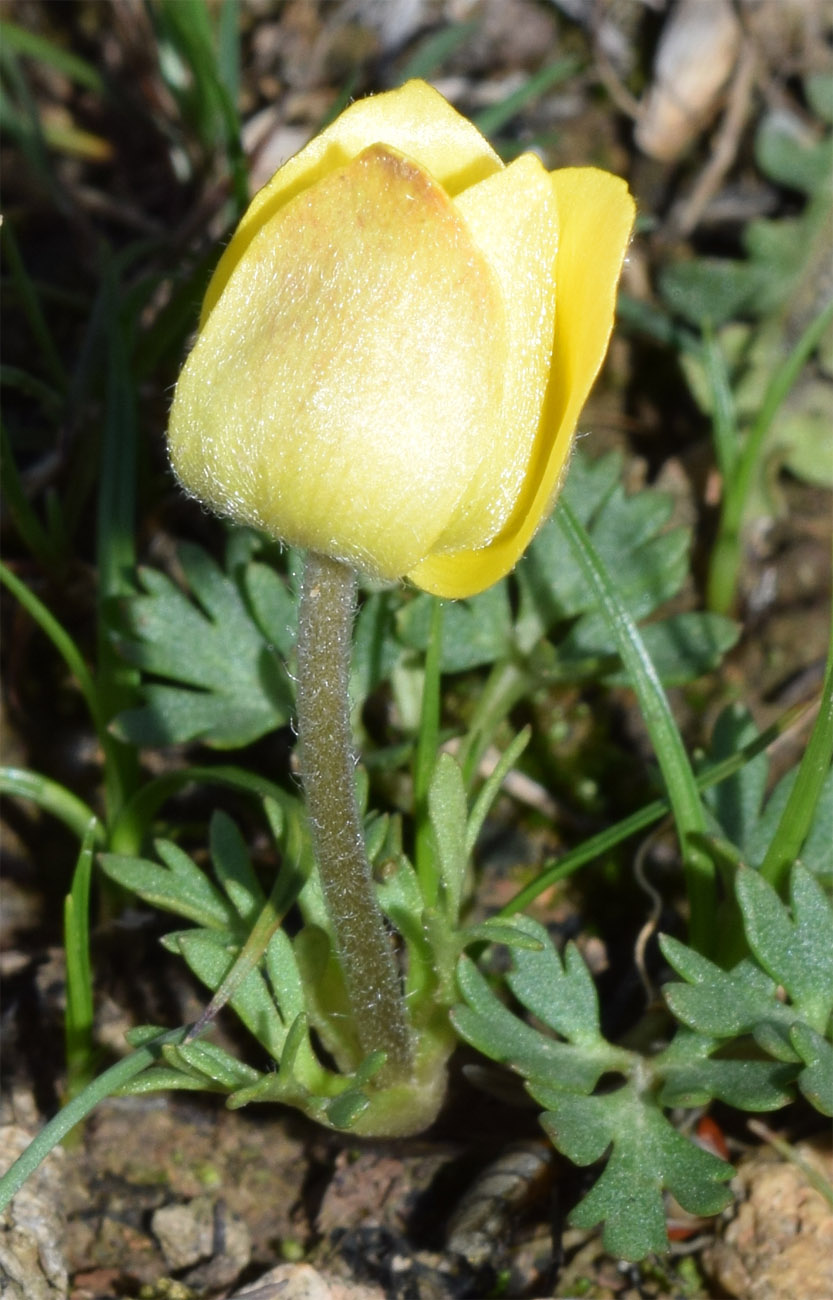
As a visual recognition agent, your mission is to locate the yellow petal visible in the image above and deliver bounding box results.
[426,152,558,553]
[410,167,636,599]
[169,144,508,579]
[201,80,502,326]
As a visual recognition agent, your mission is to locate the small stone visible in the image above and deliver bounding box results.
[0,1122,67,1300]
[704,1138,833,1300]
[151,1198,215,1270]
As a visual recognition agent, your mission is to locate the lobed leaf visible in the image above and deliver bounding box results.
[396,582,513,673]
[173,928,286,1060]
[209,811,267,923]
[659,1057,796,1111]
[502,917,602,1047]
[790,1024,833,1116]
[112,541,293,747]
[736,865,833,1033]
[100,840,237,930]
[429,753,468,924]
[534,1081,732,1260]
[660,937,781,1038]
[453,955,609,1094]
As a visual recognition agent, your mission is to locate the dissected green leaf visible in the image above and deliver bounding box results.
[703,705,769,850]
[242,559,297,658]
[162,1039,262,1091]
[172,928,286,1060]
[660,864,833,1116]
[659,1056,796,1111]
[460,918,545,950]
[660,937,781,1037]
[396,449,731,689]
[806,72,833,124]
[661,103,832,331]
[453,954,612,1094]
[560,611,738,685]
[520,469,681,630]
[263,926,306,1027]
[533,1081,732,1260]
[429,753,468,924]
[112,541,293,747]
[700,704,832,883]
[324,1088,371,1129]
[736,865,833,1033]
[117,1067,217,1095]
[209,811,267,923]
[100,839,236,930]
[517,453,730,687]
[755,111,833,197]
[660,260,768,329]
[790,1023,833,1116]
[351,590,402,703]
[396,582,512,674]
[501,918,602,1047]
[799,767,833,877]
[747,765,832,874]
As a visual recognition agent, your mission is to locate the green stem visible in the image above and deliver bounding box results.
[295,552,414,1079]
[0,1026,191,1212]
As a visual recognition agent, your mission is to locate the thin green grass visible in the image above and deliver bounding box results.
[557,500,715,954]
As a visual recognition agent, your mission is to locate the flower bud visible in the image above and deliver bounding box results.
[168,80,635,598]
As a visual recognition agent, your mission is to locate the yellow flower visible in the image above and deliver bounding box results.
[168,80,635,599]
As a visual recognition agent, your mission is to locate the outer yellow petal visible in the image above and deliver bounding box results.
[409,167,636,599]
[425,152,558,553]
[201,80,502,326]
[169,145,508,579]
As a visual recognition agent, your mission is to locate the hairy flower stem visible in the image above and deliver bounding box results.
[296,552,414,1080]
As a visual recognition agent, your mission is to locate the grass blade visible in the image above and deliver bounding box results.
[64,824,97,1097]
[500,702,808,915]
[0,767,103,845]
[474,56,582,137]
[0,20,105,93]
[0,562,104,735]
[759,608,833,890]
[708,299,833,613]
[0,1026,194,1212]
[557,499,715,952]
[702,323,740,481]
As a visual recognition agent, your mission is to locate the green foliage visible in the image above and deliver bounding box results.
[96,738,536,1131]
[702,704,833,879]
[453,917,736,1260]
[659,83,833,329]
[100,801,387,1126]
[455,860,832,1261]
[537,1082,731,1263]
[112,539,295,747]
[107,448,737,799]
[3,2,830,1261]
[400,448,738,684]
[63,825,97,1097]
[662,865,833,1116]
[148,0,247,212]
